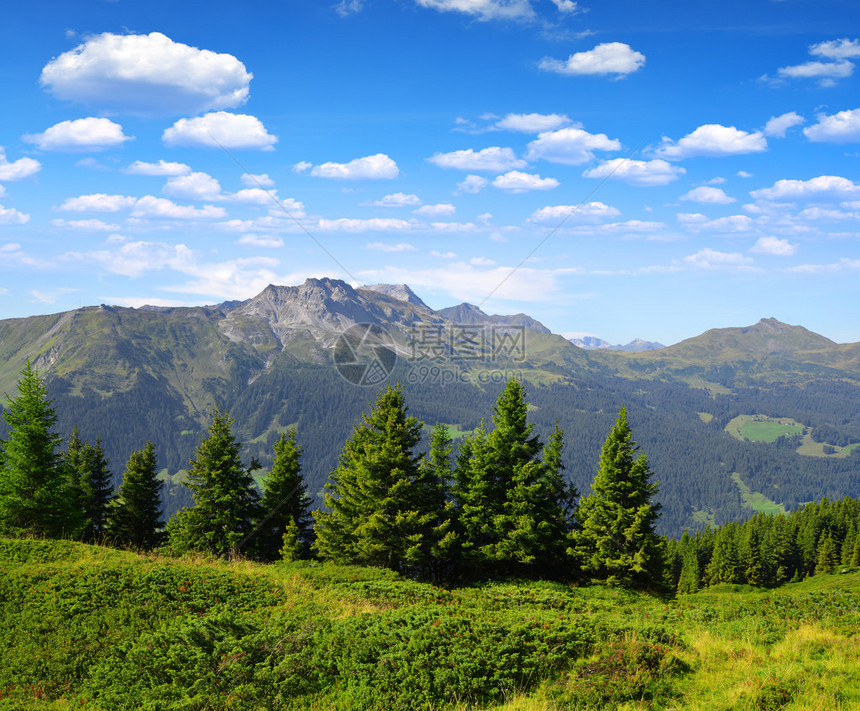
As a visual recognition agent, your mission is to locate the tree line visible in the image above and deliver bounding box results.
[0,361,665,587]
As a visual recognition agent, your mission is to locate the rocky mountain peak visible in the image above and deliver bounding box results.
[359,283,430,310]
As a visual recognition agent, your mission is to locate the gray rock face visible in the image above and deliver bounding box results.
[436,303,551,333]
[360,283,431,310]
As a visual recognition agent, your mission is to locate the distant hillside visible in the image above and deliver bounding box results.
[569,335,665,352]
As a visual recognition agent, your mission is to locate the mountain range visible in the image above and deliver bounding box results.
[1,277,859,536]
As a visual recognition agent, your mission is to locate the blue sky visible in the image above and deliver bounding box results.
[1,0,859,345]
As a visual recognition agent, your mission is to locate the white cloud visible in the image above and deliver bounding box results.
[456,174,488,193]
[810,38,860,59]
[680,186,736,204]
[803,108,860,143]
[23,117,132,152]
[335,0,364,16]
[683,248,755,270]
[764,111,804,138]
[231,188,279,206]
[241,172,274,187]
[50,218,120,231]
[0,148,41,180]
[39,32,252,115]
[414,203,456,216]
[413,0,535,22]
[0,205,29,224]
[790,257,860,274]
[539,42,645,77]
[366,241,416,252]
[492,170,559,192]
[777,59,854,82]
[430,250,457,258]
[237,233,283,248]
[751,236,798,256]
[549,0,580,12]
[303,153,399,179]
[428,146,526,172]
[131,196,227,219]
[750,175,860,201]
[58,193,138,212]
[428,221,477,233]
[317,217,412,232]
[163,112,277,150]
[676,212,708,224]
[737,171,754,178]
[494,112,571,132]
[125,160,191,176]
[292,161,313,174]
[372,192,422,207]
[163,172,223,201]
[529,201,620,223]
[525,127,620,165]
[0,185,5,198]
[583,158,685,186]
[696,215,755,233]
[655,124,767,160]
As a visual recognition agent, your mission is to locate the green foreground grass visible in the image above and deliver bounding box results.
[2,539,860,710]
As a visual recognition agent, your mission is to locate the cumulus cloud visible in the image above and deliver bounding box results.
[241,172,274,187]
[366,241,417,252]
[540,43,645,77]
[125,160,191,176]
[0,148,41,181]
[549,0,580,12]
[494,113,571,132]
[655,124,767,160]
[237,233,284,248]
[163,172,223,201]
[683,248,756,270]
[583,158,685,186]
[23,117,132,152]
[492,170,559,192]
[58,193,138,212]
[50,218,121,231]
[810,38,860,59]
[163,112,277,150]
[371,192,422,207]
[456,175,488,193]
[695,215,755,233]
[525,127,620,165]
[803,108,860,143]
[317,217,412,232]
[131,196,227,220]
[335,0,364,16]
[0,205,29,224]
[428,146,526,172]
[750,175,860,201]
[413,0,535,22]
[299,153,399,179]
[529,201,620,223]
[764,111,805,138]
[39,32,252,115]
[751,236,798,256]
[414,203,456,216]
[680,186,736,204]
[776,60,854,83]
[230,188,280,206]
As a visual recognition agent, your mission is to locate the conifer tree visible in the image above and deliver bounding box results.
[64,429,114,542]
[314,384,428,573]
[0,360,78,537]
[109,442,164,550]
[676,531,700,594]
[570,407,663,587]
[706,523,741,585]
[167,409,260,557]
[743,524,766,586]
[256,429,313,561]
[815,535,840,574]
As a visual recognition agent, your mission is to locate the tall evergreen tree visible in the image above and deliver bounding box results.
[314,384,428,573]
[676,531,700,594]
[570,407,664,587]
[256,429,313,561]
[64,429,113,542]
[0,361,78,537]
[706,523,742,585]
[109,442,164,550]
[167,409,260,557]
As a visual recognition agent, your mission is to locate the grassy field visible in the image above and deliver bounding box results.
[730,472,787,516]
[3,538,860,710]
[725,414,805,443]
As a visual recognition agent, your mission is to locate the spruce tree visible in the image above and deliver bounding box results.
[64,429,113,542]
[109,442,164,550]
[167,409,260,557]
[815,535,840,574]
[706,523,741,585]
[676,531,700,594]
[256,429,313,561]
[0,360,78,537]
[570,407,663,587]
[314,384,427,573]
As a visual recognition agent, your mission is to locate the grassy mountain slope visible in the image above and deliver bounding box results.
[2,537,860,710]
